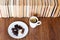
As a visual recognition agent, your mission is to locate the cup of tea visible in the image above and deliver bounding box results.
[29,16,41,28]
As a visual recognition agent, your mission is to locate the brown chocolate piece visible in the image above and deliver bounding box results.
[12,28,18,36]
[12,24,24,36]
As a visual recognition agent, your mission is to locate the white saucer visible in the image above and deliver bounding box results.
[8,21,28,39]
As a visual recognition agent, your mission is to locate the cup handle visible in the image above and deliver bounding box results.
[36,21,41,25]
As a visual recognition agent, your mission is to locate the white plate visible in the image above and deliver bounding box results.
[8,21,28,39]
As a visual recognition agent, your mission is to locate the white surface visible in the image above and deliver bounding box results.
[8,21,28,39]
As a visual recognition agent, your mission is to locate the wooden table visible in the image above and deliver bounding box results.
[0,17,60,40]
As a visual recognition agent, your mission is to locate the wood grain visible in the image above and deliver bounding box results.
[0,17,60,40]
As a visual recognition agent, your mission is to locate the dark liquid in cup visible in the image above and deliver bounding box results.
[30,18,37,23]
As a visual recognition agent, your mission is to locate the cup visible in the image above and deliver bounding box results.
[29,16,41,28]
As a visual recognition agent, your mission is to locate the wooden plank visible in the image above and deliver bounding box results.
[0,18,60,40]
[0,6,9,18]
[47,0,55,17]
[29,0,32,6]
[19,6,23,17]
[0,0,60,17]
[0,0,5,5]
[54,6,60,17]
[19,0,23,6]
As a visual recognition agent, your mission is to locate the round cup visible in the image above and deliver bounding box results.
[29,16,41,28]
